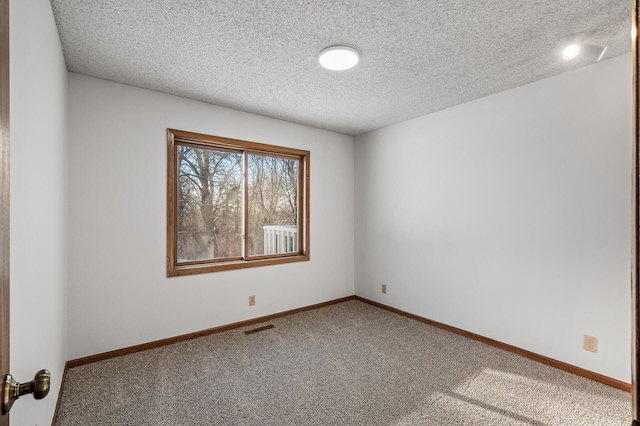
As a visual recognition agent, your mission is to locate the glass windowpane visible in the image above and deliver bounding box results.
[246,153,299,256]
[177,145,242,261]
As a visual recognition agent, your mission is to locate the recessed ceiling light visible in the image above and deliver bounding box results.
[318,46,359,71]
[562,44,580,60]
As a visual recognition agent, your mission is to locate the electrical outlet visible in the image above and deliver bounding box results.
[381,284,387,294]
[584,335,597,352]
[249,295,255,306]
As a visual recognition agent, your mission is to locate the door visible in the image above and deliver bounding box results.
[0,1,51,424]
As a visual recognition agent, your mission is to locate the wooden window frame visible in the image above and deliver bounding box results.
[167,129,310,276]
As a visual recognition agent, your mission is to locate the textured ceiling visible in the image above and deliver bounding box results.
[50,0,630,136]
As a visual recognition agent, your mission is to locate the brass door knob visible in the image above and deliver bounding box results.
[1,369,50,415]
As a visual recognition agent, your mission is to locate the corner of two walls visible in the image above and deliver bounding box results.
[67,48,631,384]
[354,54,632,383]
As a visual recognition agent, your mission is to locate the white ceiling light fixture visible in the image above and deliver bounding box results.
[558,33,607,62]
[561,44,580,60]
[318,46,359,71]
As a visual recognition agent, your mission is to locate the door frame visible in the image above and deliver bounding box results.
[0,0,8,424]
[632,1,640,425]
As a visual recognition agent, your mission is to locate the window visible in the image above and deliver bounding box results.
[167,129,310,276]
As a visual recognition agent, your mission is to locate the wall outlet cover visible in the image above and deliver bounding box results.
[584,335,597,352]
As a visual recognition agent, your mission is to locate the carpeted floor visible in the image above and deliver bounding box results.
[55,300,630,425]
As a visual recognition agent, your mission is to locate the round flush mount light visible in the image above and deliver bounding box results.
[318,46,359,71]
[562,44,580,60]
[558,33,586,60]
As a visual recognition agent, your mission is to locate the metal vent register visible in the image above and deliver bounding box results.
[243,325,275,335]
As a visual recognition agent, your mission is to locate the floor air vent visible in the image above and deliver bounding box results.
[243,324,275,335]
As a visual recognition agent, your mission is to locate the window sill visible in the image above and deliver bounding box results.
[167,253,310,277]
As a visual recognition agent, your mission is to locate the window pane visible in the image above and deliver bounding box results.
[177,145,242,262]
[247,153,299,256]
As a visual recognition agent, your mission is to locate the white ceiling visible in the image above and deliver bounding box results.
[50,0,630,136]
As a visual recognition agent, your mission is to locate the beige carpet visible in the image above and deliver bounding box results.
[55,300,630,425]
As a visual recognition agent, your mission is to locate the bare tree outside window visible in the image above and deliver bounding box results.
[177,145,242,262]
[167,129,309,276]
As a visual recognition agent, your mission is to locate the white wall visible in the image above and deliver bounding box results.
[67,74,355,359]
[10,0,68,424]
[355,54,631,382]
